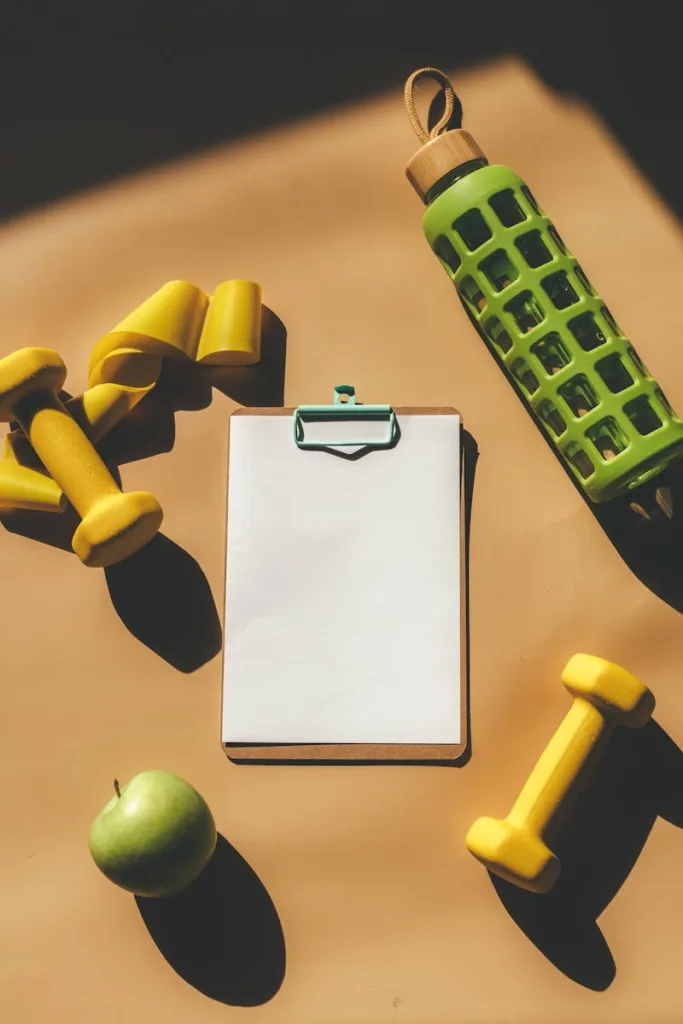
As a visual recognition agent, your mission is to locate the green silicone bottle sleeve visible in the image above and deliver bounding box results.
[422,163,683,502]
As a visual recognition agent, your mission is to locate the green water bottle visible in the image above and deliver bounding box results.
[404,68,683,516]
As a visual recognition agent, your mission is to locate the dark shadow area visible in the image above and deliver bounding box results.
[0,9,681,222]
[0,499,79,554]
[0,500,222,673]
[105,533,222,673]
[490,718,683,989]
[458,427,479,768]
[96,390,178,466]
[227,425,478,766]
[591,462,683,613]
[136,832,286,1006]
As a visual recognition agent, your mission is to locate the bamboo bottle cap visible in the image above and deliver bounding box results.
[406,130,486,202]
[404,68,487,202]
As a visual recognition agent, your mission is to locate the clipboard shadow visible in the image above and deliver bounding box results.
[487,718,683,990]
[136,833,286,1006]
[0,311,287,672]
[227,425,479,767]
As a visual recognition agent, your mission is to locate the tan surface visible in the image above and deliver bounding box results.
[2,57,683,1023]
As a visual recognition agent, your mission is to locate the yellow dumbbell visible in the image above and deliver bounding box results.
[0,347,163,567]
[465,654,655,893]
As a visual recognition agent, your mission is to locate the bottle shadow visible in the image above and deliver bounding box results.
[136,833,286,1006]
[591,463,683,612]
[0,311,287,671]
[488,719,683,989]
[227,426,478,766]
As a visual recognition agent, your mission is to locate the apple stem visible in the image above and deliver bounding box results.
[113,778,121,799]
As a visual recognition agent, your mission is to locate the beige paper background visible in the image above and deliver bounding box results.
[2,58,683,1022]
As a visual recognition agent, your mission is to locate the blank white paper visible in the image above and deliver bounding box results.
[222,413,462,745]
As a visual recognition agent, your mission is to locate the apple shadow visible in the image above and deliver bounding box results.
[136,833,286,1006]
[488,718,683,989]
[104,533,222,674]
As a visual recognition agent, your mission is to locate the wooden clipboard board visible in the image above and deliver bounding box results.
[221,400,468,764]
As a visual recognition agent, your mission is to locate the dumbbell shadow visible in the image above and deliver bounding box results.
[0,375,215,672]
[490,718,683,990]
[1,316,288,668]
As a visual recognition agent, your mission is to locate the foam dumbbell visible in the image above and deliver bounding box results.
[0,347,163,567]
[465,654,655,893]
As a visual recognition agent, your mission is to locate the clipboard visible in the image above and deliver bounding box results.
[221,386,468,763]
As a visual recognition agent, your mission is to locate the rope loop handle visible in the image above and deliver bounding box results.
[404,67,457,144]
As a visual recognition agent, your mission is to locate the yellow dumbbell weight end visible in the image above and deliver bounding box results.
[465,816,560,894]
[0,347,163,567]
[0,346,67,418]
[71,490,163,568]
[465,654,654,893]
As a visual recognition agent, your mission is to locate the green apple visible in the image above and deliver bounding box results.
[89,770,217,898]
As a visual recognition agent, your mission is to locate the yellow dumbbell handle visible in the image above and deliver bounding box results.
[507,698,608,836]
[14,392,121,518]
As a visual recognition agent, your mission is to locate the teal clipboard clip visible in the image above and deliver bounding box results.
[293,385,397,450]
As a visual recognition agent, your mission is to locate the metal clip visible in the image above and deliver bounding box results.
[293,385,397,450]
